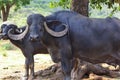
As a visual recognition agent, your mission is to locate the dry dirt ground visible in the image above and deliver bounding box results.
[0,50,120,80]
[0,50,54,80]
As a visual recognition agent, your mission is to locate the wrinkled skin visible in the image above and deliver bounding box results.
[0,24,48,80]
[28,10,120,80]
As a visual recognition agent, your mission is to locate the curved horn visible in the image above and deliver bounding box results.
[44,22,68,37]
[8,26,28,40]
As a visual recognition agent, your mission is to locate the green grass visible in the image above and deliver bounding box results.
[0,40,18,57]
[2,43,17,50]
[0,45,7,57]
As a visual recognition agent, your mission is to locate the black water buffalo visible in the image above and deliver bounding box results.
[0,22,48,80]
[28,10,120,80]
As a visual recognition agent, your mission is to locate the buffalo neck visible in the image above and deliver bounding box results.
[41,30,58,48]
[9,39,24,49]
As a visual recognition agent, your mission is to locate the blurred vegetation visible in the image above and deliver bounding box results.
[0,0,56,54]
[0,0,120,53]
[0,0,31,21]
[0,48,7,57]
[7,0,57,27]
[2,42,17,50]
[50,0,120,17]
[90,4,120,18]
[0,41,7,57]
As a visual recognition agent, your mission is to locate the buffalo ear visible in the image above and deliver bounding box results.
[8,24,20,34]
[9,24,18,28]
[46,20,62,27]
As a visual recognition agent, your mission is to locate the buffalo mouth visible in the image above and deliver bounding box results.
[44,22,69,37]
[1,36,8,40]
[0,33,8,40]
[8,26,28,40]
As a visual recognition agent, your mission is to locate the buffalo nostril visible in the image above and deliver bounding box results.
[30,37,33,41]
[29,36,34,41]
[36,36,39,40]
[29,35,39,41]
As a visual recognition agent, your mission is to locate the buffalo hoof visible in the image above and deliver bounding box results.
[28,76,34,80]
[64,76,71,80]
[21,76,28,80]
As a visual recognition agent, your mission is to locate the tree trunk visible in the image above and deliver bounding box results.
[1,4,11,22]
[70,0,89,17]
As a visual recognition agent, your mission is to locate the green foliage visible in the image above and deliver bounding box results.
[50,0,71,9]
[6,0,56,27]
[50,0,120,14]
[0,0,31,21]
[90,0,113,9]
[0,0,31,10]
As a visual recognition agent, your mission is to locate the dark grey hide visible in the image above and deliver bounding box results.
[0,24,48,80]
[28,10,120,80]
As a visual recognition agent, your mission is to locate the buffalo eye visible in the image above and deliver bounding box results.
[28,21,32,26]
[27,18,32,26]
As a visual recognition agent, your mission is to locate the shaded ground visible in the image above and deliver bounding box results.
[0,50,120,80]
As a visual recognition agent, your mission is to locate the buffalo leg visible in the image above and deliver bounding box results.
[24,56,34,80]
[61,59,72,80]
[60,49,73,80]
[29,56,34,79]
[24,58,29,80]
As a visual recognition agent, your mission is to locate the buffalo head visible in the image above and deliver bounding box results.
[0,21,28,40]
[27,13,68,41]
